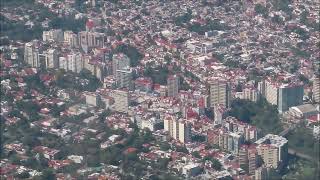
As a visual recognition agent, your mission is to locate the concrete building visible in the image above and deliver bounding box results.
[67,52,83,73]
[112,89,129,113]
[289,104,318,118]
[167,75,179,97]
[112,53,130,77]
[45,49,59,69]
[264,80,303,113]
[116,67,132,89]
[59,56,68,71]
[207,129,243,154]
[135,77,153,92]
[84,92,101,107]
[209,80,231,108]
[24,42,40,67]
[255,166,268,180]
[243,87,260,102]
[43,29,64,42]
[78,31,104,52]
[255,134,288,169]
[64,31,79,47]
[164,115,191,143]
[178,120,192,143]
[239,145,257,175]
[313,75,320,103]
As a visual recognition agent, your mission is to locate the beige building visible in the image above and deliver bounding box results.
[209,80,231,108]
[255,166,268,180]
[45,49,59,69]
[24,41,41,68]
[265,81,278,106]
[313,75,320,103]
[84,92,101,107]
[112,89,129,113]
[243,87,260,102]
[264,80,304,113]
[255,134,288,169]
[164,115,191,143]
[239,145,258,175]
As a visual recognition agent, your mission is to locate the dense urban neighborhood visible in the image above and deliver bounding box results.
[0,0,319,179]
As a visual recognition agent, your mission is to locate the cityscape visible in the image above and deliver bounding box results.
[0,0,319,180]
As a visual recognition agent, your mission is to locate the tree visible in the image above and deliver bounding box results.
[160,142,171,151]
[158,158,170,170]
[41,168,55,180]
[255,4,268,17]
[211,159,222,170]
[176,146,188,153]
[191,151,201,159]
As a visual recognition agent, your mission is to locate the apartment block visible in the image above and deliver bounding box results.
[209,80,231,108]
[167,75,180,97]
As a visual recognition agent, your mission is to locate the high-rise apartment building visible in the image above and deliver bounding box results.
[78,31,104,52]
[239,145,258,175]
[255,166,268,180]
[243,87,260,102]
[255,134,288,169]
[45,49,59,69]
[43,29,64,42]
[67,52,83,73]
[313,75,320,103]
[264,80,303,113]
[209,80,231,108]
[164,115,191,143]
[112,89,129,113]
[112,53,130,77]
[64,31,79,48]
[207,128,244,154]
[24,41,40,68]
[167,75,179,97]
[116,67,132,89]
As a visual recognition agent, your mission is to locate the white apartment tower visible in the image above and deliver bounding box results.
[164,115,191,143]
[45,49,59,69]
[24,42,40,67]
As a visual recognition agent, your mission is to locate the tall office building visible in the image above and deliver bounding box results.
[164,115,191,143]
[313,75,320,103]
[116,67,133,89]
[209,80,231,108]
[112,53,130,77]
[112,89,129,113]
[264,80,303,113]
[167,75,179,97]
[255,134,288,169]
[24,42,40,67]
